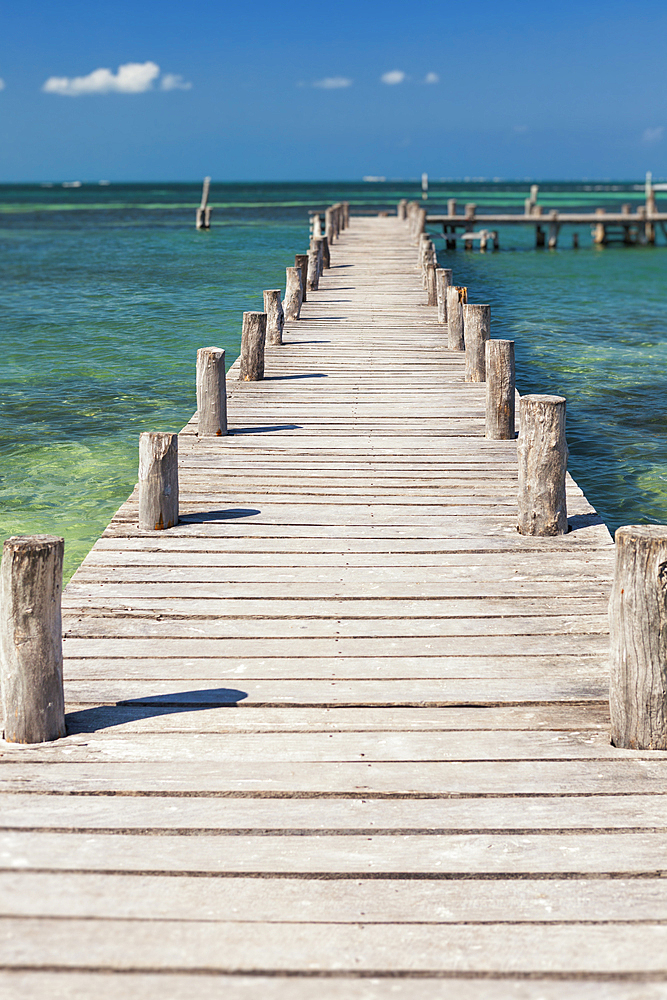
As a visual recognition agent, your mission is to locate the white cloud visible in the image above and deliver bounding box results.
[0,78,5,91]
[424,72,439,84]
[643,126,664,143]
[160,73,192,91]
[42,61,160,96]
[313,76,352,89]
[381,70,406,85]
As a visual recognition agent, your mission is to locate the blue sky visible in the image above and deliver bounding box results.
[1,0,666,182]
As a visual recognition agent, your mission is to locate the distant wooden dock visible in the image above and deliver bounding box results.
[422,181,666,247]
[3,215,667,997]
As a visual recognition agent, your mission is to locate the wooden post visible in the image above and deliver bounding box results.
[332,205,341,239]
[284,267,303,321]
[321,235,331,268]
[195,176,211,230]
[239,312,267,380]
[196,347,227,436]
[548,210,559,249]
[485,340,515,439]
[139,432,179,531]
[398,199,407,220]
[517,395,567,536]
[464,304,491,382]
[446,286,466,350]
[263,289,284,346]
[311,237,324,276]
[426,263,437,305]
[312,214,322,238]
[414,207,426,243]
[447,198,457,217]
[436,268,452,324]
[593,208,607,245]
[622,203,633,244]
[524,197,532,216]
[1,534,66,744]
[464,203,476,222]
[307,249,320,290]
[609,525,667,749]
[294,254,308,303]
[572,232,579,249]
[325,208,334,244]
[342,202,350,228]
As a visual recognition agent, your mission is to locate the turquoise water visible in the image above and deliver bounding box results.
[1,181,666,578]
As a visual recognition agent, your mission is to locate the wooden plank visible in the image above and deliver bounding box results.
[4,917,667,973]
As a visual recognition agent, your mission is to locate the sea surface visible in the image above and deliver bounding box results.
[1,180,666,579]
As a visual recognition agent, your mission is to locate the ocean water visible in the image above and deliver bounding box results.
[0,180,666,578]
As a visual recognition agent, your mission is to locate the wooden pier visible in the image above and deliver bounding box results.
[2,215,667,997]
[422,182,666,247]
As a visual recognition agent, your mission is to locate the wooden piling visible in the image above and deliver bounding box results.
[464,304,491,382]
[312,214,322,239]
[426,263,437,306]
[0,534,66,744]
[307,249,320,291]
[321,235,331,269]
[195,176,212,230]
[517,395,568,536]
[446,285,466,350]
[485,340,515,439]
[325,208,334,244]
[609,525,667,749]
[397,199,407,220]
[447,198,457,217]
[263,289,284,346]
[594,208,607,245]
[342,202,350,228]
[138,432,179,531]
[548,210,560,249]
[239,311,267,380]
[196,347,228,437]
[294,254,308,303]
[436,268,452,324]
[284,266,303,321]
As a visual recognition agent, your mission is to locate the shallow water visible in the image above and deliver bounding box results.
[1,181,665,578]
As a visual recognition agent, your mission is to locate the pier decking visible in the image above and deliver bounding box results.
[3,217,667,997]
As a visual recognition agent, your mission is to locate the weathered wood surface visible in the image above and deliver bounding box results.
[2,216,657,995]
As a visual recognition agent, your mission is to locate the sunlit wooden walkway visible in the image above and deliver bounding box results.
[3,217,667,998]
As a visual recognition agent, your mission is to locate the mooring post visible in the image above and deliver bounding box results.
[548,210,560,249]
[517,395,567,536]
[196,347,228,437]
[263,289,284,346]
[464,304,491,382]
[436,268,452,324]
[414,207,426,243]
[195,176,211,230]
[342,202,350,228]
[485,340,515,439]
[139,432,179,531]
[312,214,322,238]
[239,312,267,380]
[284,267,303,320]
[609,525,667,749]
[0,534,66,744]
[325,208,334,244]
[294,254,308,303]
[307,248,320,290]
[312,237,324,276]
[448,198,457,218]
[446,286,466,350]
[398,199,408,220]
[426,263,437,305]
[321,235,331,268]
[594,208,607,245]
[332,204,341,239]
